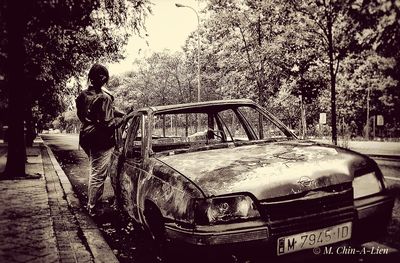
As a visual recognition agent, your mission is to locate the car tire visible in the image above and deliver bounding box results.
[143,202,168,261]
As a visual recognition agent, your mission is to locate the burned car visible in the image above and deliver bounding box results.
[109,99,394,259]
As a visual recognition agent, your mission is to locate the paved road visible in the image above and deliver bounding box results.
[42,133,400,197]
[41,133,158,263]
[41,133,114,204]
[42,133,400,262]
[376,158,400,182]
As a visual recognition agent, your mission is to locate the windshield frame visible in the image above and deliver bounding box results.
[146,103,297,157]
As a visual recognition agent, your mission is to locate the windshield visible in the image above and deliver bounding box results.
[151,105,293,154]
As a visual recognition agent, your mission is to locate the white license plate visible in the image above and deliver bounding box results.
[277,222,352,255]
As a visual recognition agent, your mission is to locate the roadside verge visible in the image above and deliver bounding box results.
[43,142,119,263]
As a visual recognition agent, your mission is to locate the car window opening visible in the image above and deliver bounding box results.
[150,106,293,156]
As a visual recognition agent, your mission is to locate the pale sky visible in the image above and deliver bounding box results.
[108,0,202,75]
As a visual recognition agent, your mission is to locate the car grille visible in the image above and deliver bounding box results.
[259,184,355,237]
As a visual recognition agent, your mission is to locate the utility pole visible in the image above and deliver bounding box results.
[175,3,201,103]
[176,2,201,131]
[366,87,370,140]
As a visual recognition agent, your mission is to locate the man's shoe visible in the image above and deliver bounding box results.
[88,209,96,217]
[111,200,120,211]
[87,207,97,217]
[87,206,103,217]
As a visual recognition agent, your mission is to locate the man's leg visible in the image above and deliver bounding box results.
[87,147,114,214]
[109,152,120,210]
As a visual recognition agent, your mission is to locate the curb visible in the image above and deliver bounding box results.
[43,142,119,263]
[367,154,400,161]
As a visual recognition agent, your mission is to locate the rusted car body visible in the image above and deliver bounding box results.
[109,99,394,259]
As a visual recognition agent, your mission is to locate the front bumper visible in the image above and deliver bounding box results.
[164,191,394,257]
[165,220,269,246]
[353,191,395,243]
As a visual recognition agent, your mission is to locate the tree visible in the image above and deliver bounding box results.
[0,4,5,127]
[110,51,196,111]
[54,110,81,133]
[185,0,331,138]
[1,0,150,178]
[2,0,29,177]
[349,0,400,131]
[279,5,327,138]
[336,50,397,137]
[197,0,287,105]
[289,0,356,144]
[191,1,293,138]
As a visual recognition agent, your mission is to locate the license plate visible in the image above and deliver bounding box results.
[277,222,352,255]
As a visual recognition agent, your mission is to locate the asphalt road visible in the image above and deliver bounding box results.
[41,133,154,263]
[41,133,114,203]
[42,133,400,263]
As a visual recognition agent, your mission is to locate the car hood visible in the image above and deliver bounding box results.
[156,141,370,200]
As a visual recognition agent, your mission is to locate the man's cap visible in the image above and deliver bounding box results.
[88,63,109,83]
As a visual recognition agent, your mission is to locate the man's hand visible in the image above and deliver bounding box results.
[114,107,125,117]
[119,114,130,126]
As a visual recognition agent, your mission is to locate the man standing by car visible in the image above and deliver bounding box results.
[76,63,125,216]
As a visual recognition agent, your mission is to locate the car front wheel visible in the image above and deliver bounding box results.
[143,202,168,261]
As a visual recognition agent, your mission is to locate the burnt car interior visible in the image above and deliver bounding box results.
[147,105,295,155]
[124,115,142,159]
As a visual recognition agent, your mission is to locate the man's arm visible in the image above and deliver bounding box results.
[93,95,123,128]
[75,93,86,123]
[113,107,125,118]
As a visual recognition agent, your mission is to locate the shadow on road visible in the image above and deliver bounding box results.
[42,134,400,263]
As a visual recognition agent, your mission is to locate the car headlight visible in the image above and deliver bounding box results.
[195,195,260,225]
[353,171,383,199]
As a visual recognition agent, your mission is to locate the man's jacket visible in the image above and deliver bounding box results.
[76,87,122,154]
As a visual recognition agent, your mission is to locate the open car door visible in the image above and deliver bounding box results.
[109,115,133,207]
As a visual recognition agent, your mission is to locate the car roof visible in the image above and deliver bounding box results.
[136,99,257,114]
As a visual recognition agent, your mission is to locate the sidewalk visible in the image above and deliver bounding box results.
[312,139,400,159]
[0,139,118,263]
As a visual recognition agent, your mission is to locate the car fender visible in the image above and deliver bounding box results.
[137,159,204,226]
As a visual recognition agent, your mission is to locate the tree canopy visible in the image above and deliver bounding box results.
[0,0,151,177]
[106,0,399,141]
[1,0,151,125]
[3,0,397,146]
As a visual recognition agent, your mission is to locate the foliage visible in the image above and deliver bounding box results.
[336,50,398,131]
[110,50,197,111]
[179,1,330,132]
[52,110,80,132]
[1,0,151,176]
[1,0,151,122]
[349,0,400,127]
[91,0,400,140]
[350,0,400,65]
[191,0,291,104]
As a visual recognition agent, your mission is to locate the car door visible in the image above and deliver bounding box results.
[109,115,133,207]
[120,114,146,223]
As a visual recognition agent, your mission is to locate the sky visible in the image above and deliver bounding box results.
[108,0,202,75]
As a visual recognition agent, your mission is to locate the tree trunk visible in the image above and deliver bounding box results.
[258,88,264,140]
[257,12,264,140]
[25,105,36,147]
[327,14,337,145]
[162,115,166,137]
[300,95,307,139]
[366,87,370,140]
[3,0,28,177]
[185,114,189,137]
